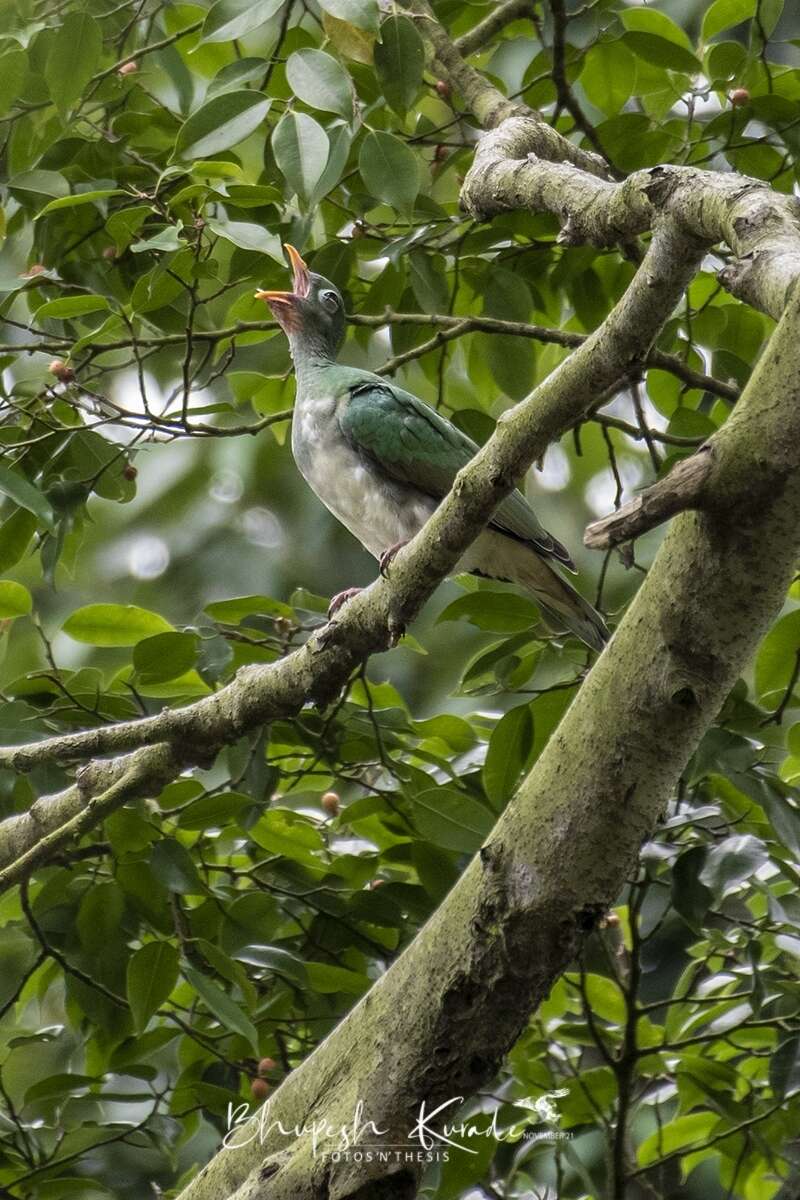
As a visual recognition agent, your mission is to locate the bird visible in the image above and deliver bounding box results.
[255,245,609,653]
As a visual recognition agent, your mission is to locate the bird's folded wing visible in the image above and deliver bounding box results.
[339,380,574,570]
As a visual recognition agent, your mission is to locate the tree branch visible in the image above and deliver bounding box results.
[584,446,715,549]
[174,269,800,1200]
[0,219,704,883]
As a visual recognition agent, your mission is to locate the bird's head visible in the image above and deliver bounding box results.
[255,245,346,361]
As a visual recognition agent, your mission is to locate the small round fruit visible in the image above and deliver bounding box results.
[730,88,750,107]
[369,878,385,890]
[250,1077,269,1100]
[321,791,340,817]
[118,60,138,76]
[123,464,138,481]
[102,245,117,260]
[434,144,448,163]
[25,263,46,276]
[258,1056,277,1076]
[434,79,452,101]
[48,359,74,382]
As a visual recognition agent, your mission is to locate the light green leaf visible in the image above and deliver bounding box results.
[438,592,540,634]
[45,12,102,115]
[580,40,637,116]
[36,295,110,319]
[359,130,420,217]
[272,111,330,206]
[204,594,295,622]
[286,48,354,118]
[0,509,37,572]
[36,190,124,218]
[374,15,425,114]
[318,0,378,33]
[184,966,259,1052]
[201,0,284,44]
[9,170,69,198]
[755,610,800,704]
[637,1112,720,1167]
[305,962,371,994]
[0,50,28,120]
[173,91,270,161]
[63,603,173,646]
[204,217,283,258]
[0,468,55,531]
[702,0,756,41]
[127,942,179,1031]
[412,787,494,854]
[250,809,325,865]
[0,581,32,619]
[133,632,198,684]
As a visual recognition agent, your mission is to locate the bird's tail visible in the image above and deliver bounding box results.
[517,551,610,653]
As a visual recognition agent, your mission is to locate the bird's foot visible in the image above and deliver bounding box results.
[379,540,409,578]
[327,587,363,620]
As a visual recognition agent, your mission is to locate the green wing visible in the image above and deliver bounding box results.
[339,379,574,569]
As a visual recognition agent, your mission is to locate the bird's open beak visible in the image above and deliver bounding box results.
[254,244,311,309]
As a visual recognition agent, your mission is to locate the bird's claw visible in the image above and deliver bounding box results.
[379,540,409,578]
[327,587,363,620]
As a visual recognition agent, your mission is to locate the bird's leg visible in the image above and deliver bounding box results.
[327,587,363,619]
[378,540,409,578]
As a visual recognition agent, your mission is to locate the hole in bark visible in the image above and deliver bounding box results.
[469,1054,486,1076]
[671,686,697,709]
[576,903,605,932]
[260,1164,280,1181]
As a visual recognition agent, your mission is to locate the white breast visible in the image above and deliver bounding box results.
[292,394,435,559]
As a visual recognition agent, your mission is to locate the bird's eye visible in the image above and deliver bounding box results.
[321,290,340,312]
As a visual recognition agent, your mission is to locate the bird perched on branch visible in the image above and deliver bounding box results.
[256,245,609,653]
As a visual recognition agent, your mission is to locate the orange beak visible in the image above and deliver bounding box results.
[255,244,311,307]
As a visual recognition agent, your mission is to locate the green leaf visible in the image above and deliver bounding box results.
[483,703,534,806]
[133,632,198,683]
[127,942,179,1031]
[0,509,37,572]
[45,12,102,115]
[702,0,757,41]
[250,809,325,865]
[204,217,282,257]
[438,591,540,634]
[374,15,425,114]
[359,130,421,217]
[150,838,205,895]
[173,92,271,161]
[63,603,173,646]
[0,581,32,619]
[272,111,330,206]
[0,50,28,119]
[318,0,378,33]
[412,787,494,854]
[0,468,55,531]
[205,594,295,622]
[756,609,800,704]
[36,295,110,319]
[580,40,637,116]
[36,190,124,218]
[637,1112,720,1166]
[201,0,284,44]
[184,966,259,1051]
[623,31,701,73]
[286,49,354,118]
[305,962,371,994]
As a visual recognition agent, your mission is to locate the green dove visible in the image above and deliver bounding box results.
[256,246,609,653]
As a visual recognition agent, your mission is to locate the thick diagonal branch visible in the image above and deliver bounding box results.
[0,220,703,884]
[176,260,800,1200]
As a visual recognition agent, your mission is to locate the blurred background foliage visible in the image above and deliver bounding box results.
[0,0,799,1197]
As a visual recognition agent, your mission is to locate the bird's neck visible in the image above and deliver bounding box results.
[288,331,337,378]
